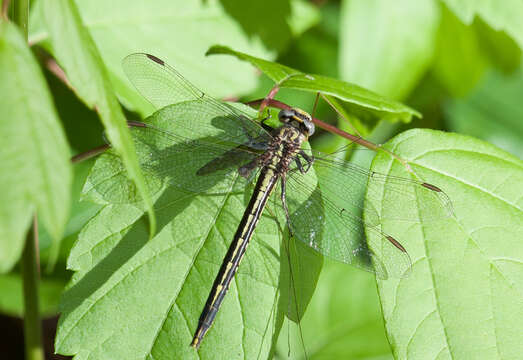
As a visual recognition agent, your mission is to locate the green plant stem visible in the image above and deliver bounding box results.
[14,1,44,359]
[21,217,44,360]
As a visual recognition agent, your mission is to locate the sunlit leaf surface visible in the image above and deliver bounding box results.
[207,45,421,123]
[372,129,523,359]
[56,103,286,359]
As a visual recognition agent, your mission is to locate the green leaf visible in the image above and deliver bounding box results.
[56,192,283,359]
[278,221,323,324]
[339,0,439,100]
[39,159,103,270]
[207,45,421,123]
[0,21,71,273]
[287,0,322,37]
[433,5,522,97]
[56,103,286,359]
[441,0,523,49]
[217,0,292,52]
[42,0,156,236]
[276,261,393,359]
[433,5,488,97]
[30,0,318,117]
[208,45,301,83]
[473,19,522,74]
[445,69,523,159]
[278,2,340,79]
[370,129,523,359]
[217,0,320,52]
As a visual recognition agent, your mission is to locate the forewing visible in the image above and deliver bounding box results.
[84,101,266,204]
[123,53,203,109]
[122,53,270,141]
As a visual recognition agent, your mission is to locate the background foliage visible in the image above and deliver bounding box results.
[0,0,522,359]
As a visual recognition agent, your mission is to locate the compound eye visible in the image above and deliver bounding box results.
[304,121,315,136]
[278,109,295,122]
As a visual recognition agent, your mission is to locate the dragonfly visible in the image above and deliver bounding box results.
[91,53,453,349]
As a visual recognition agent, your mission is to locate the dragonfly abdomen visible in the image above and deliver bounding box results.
[190,168,279,348]
[191,125,308,348]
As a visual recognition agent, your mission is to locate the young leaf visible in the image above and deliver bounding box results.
[339,0,439,100]
[370,129,523,359]
[42,0,156,236]
[0,21,71,273]
[207,45,421,123]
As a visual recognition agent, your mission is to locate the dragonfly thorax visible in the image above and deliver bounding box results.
[278,108,315,137]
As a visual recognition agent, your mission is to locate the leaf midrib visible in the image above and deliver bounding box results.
[145,176,241,358]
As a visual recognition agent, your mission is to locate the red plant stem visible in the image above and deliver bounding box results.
[246,98,410,170]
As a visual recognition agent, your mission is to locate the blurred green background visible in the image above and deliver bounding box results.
[1,0,522,359]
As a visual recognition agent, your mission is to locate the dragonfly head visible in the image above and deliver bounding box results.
[278,108,315,137]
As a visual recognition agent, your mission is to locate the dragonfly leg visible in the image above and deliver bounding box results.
[280,176,294,237]
[295,150,314,174]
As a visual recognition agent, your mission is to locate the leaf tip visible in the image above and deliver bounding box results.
[205,44,231,57]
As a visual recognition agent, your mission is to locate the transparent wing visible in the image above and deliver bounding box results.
[310,152,454,223]
[122,52,268,139]
[85,102,269,204]
[282,151,453,279]
[282,174,403,279]
[123,53,203,109]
